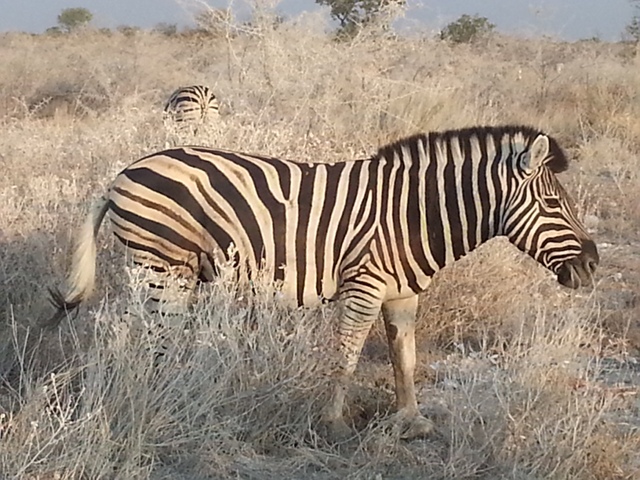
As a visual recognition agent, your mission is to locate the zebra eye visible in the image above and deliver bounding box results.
[543,196,562,209]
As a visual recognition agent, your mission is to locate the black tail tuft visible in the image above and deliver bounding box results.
[39,287,82,330]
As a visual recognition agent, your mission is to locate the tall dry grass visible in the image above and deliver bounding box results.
[0,9,639,479]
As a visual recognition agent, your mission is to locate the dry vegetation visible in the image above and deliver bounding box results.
[0,8,639,479]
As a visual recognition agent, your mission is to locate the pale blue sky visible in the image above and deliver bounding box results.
[0,0,634,41]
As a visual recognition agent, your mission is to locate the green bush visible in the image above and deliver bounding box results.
[440,14,495,44]
[57,7,93,33]
[153,22,178,37]
[44,26,63,37]
[626,16,640,43]
[315,0,406,38]
[116,25,140,37]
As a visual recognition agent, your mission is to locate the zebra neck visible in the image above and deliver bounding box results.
[376,141,509,293]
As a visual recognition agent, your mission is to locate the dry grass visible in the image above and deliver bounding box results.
[0,10,639,479]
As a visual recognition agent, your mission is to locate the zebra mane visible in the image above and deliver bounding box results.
[375,125,569,174]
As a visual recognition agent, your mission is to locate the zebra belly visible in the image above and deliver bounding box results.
[210,234,340,309]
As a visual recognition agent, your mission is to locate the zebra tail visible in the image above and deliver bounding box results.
[42,195,110,329]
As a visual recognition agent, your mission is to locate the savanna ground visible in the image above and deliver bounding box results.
[1,8,640,479]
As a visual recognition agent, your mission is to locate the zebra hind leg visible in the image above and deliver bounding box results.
[322,287,384,443]
[124,262,197,365]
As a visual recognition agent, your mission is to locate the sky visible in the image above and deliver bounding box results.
[0,0,634,41]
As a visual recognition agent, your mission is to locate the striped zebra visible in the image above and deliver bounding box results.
[163,85,220,133]
[47,125,598,441]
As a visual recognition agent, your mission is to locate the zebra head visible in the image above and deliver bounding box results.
[502,133,598,289]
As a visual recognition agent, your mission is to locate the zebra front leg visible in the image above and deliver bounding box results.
[322,288,383,442]
[382,295,434,439]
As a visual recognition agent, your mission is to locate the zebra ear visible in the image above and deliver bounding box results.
[524,134,550,172]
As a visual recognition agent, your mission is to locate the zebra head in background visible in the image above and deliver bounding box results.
[498,131,598,288]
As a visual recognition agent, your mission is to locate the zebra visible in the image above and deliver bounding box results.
[46,125,598,442]
[163,85,220,133]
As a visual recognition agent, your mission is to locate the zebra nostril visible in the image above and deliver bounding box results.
[582,240,599,267]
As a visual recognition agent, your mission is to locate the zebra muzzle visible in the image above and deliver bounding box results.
[556,239,599,289]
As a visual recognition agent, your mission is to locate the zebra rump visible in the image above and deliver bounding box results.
[163,85,220,127]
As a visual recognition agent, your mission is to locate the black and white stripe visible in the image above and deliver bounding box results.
[47,125,598,440]
[163,85,220,131]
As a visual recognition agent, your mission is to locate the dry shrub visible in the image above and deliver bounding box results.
[0,9,639,479]
[0,284,333,479]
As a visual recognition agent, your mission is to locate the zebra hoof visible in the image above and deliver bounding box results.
[397,413,435,440]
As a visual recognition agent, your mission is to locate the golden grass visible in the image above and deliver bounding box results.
[0,13,639,479]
